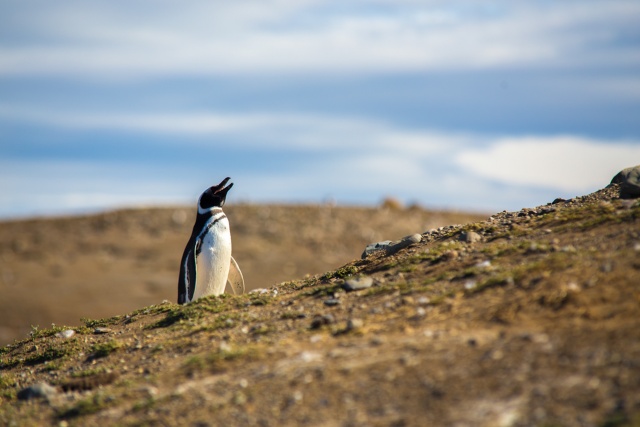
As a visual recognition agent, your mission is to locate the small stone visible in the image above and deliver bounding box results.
[346,318,363,331]
[310,314,335,329]
[56,329,75,339]
[386,234,422,255]
[405,234,423,244]
[370,336,385,346]
[416,296,431,305]
[17,382,58,401]
[310,334,323,343]
[601,262,614,273]
[566,282,581,292]
[475,260,492,268]
[464,280,477,290]
[459,231,482,243]
[342,276,374,291]
[94,327,111,334]
[361,240,393,258]
[324,298,341,306]
[292,390,304,403]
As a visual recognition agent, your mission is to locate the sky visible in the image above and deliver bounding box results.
[1,0,639,218]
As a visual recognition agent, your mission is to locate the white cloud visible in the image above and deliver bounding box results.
[0,1,638,77]
[0,104,468,153]
[456,136,640,192]
[2,105,636,218]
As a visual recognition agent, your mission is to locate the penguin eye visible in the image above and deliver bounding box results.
[199,192,222,209]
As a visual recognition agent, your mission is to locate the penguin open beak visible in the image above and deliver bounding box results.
[212,177,233,199]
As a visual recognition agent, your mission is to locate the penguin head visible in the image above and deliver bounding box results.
[198,177,233,212]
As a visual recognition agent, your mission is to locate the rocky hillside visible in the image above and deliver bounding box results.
[1,183,639,426]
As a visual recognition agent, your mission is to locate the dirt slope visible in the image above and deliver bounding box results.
[1,185,639,427]
[0,203,483,345]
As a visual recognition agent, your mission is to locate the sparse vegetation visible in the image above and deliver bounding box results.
[57,392,116,420]
[0,186,639,426]
[321,265,358,280]
[90,340,122,358]
[182,345,260,377]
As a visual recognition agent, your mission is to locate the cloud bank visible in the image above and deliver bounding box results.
[1,1,639,78]
[1,107,636,217]
[0,0,638,217]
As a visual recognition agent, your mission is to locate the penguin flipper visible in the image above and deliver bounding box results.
[178,244,197,304]
[226,256,245,295]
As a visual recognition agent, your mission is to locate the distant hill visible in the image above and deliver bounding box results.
[0,203,484,345]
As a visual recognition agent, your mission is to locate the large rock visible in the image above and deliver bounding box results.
[361,234,422,258]
[611,165,640,198]
[17,382,58,400]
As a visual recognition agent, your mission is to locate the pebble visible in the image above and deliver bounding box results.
[416,296,431,305]
[475,260,492,269]
[388,234,422,254]
[94,327,112,334]
[56,329,75,339]
[459,231,482,243]
[310,314,335,329]
[324,298,341,306]
[361,240,393,258]
[345,318,363,331]
[566,282,581,292]
[342,276,374,291]
[17,382,58,401]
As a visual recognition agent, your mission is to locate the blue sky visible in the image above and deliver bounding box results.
[1,1,639,218]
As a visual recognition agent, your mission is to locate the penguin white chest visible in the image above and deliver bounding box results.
[193,216,232,299]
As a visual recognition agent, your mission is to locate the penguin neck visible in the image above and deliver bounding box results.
[197,205,224,216]
[191,206,224,237]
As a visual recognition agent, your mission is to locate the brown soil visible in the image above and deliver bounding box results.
[0,203,482,346]
[1,186,639,427]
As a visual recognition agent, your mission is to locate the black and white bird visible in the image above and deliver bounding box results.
[178,177,244,304]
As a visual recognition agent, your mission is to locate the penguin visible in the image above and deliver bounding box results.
[178,177,245,304]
